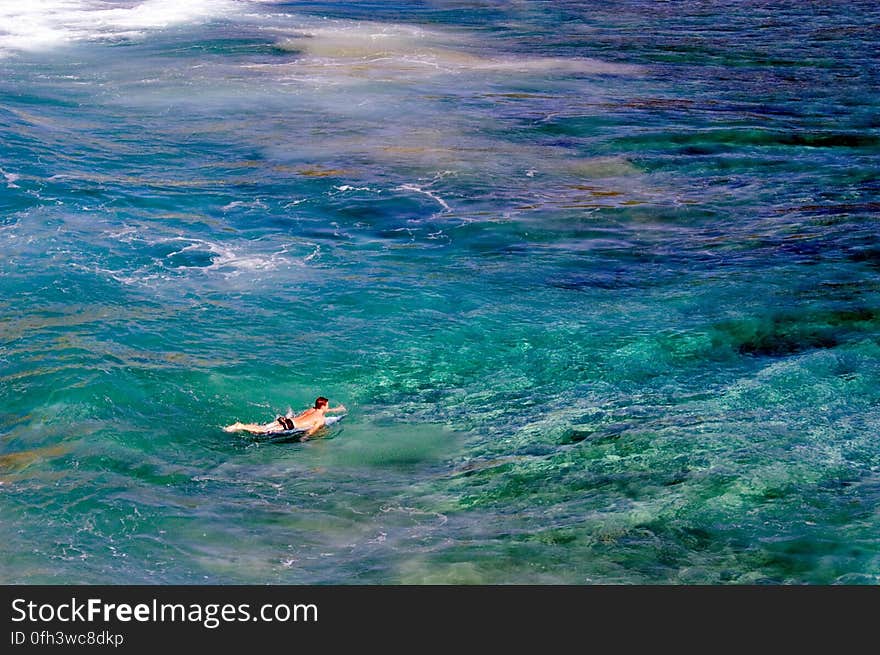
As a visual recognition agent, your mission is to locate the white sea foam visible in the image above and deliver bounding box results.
[0,0,242,56]
[397,184,452,213]
[302,244,320,263]
[105,224,138,241]
[162,236,281,276]
[333,185,375,193]
[71,230,310,287]
[220,199,268,212]
[0,168,21,188]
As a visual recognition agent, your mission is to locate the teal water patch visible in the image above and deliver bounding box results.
[2,0,879,584]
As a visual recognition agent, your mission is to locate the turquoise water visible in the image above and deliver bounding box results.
[1,1,879,584]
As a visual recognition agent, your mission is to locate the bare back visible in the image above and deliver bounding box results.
[292,407,324,430]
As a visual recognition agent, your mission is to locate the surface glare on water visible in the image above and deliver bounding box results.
[1,0,879,584]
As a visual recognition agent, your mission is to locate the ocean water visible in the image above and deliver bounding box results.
[1,0,878,584]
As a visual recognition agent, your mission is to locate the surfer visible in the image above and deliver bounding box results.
[223,396,346,438]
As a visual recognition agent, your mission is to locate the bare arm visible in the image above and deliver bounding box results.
[301,423,323,439]
[327,404,347,413]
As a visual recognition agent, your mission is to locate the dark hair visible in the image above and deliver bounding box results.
[314,397,329,409]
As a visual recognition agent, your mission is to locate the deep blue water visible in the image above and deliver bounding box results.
[1,0,879,584]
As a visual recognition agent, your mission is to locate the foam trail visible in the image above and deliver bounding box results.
[221,200,268,212]
[1,168,21,188]
[397,184,452,213]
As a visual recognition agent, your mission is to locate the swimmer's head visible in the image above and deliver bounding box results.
[314,397,329,409]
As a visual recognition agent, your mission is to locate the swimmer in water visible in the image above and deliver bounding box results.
[223,396,346,438]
